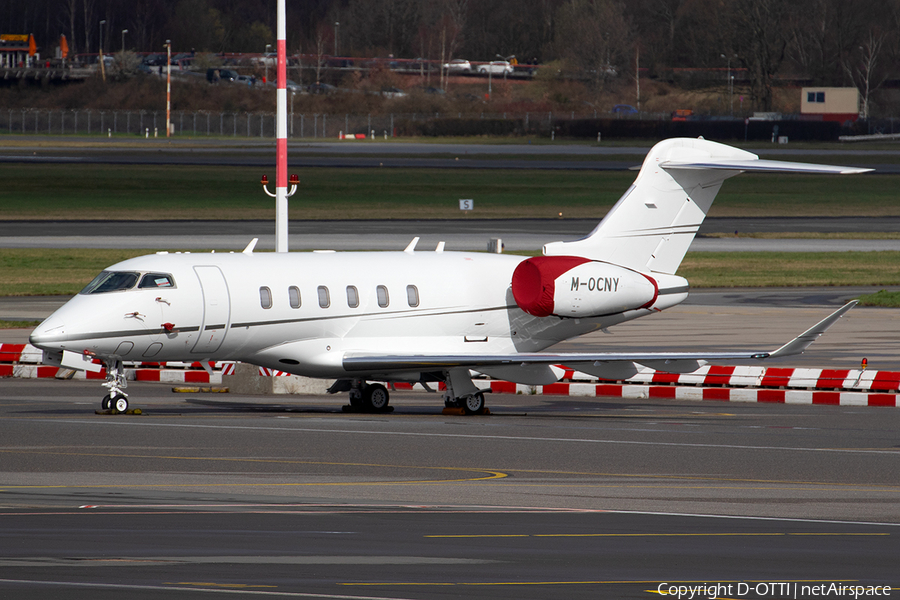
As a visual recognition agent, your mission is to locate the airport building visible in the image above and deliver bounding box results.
[0,34,38,68]
[800,87,860,122]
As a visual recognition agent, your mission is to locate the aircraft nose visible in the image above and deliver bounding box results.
[29,317,67,349]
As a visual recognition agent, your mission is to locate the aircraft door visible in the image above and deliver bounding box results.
[191,266,231,354]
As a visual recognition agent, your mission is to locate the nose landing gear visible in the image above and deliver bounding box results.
[100,360,129,413]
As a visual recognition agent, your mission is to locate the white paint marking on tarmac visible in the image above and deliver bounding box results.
[0,577,419,599]
[44,418,900,457]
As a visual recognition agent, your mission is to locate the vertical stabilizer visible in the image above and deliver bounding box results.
[544,138,752,274]
[543,138,870,275]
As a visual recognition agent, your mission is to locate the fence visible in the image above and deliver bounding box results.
[2,108,886,140]
[0,108,648,139]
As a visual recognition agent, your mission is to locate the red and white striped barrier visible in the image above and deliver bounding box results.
[3,343,898,406]
[0,343,228,384]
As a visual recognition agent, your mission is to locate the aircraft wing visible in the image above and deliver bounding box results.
[342,301,857,374]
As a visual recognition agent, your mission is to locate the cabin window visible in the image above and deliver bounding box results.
[80,271,139,294]
[288,286,301,309]
[259,286,273,309]
[347,286,359,308]
[318,286,330,308]
[406,285,419,307]
[376,285,389,308]
[138,273,175,289]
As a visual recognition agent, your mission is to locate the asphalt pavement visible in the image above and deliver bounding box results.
[1,379,898,599]
[5,218,900,252]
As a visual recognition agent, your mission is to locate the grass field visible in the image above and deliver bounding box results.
[2,155,899,311]
[2,248,899,297]
[1,163,898,220]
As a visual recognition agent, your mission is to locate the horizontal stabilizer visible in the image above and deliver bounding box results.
[660,159,872,175]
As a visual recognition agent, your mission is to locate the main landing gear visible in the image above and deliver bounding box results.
[443,391,486,415]
[331,371,490,415]
[442,368,489,415]
[344,380,392,413]
[100,359,130,412]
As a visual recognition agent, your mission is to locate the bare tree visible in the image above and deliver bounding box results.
[842,29,889,119]
[82,0,96,54]
[553,0,631,89]
[728,0,795,112]
[63,0,79,55]
[313,21,333,84]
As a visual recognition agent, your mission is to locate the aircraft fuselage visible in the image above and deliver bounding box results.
[30,249,687,380]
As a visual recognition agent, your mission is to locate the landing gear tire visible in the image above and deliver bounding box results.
[462,391,485,415]
[102,393,128,412]
[364,383,390,412]
[101,359,129,413]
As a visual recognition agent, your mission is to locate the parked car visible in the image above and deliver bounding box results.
[477,61,513,75]
[308,82,336,94]
[381,87,407,99]
[611,104,638,114]
[207,68,239,82]
[142,53,166,67]
[443,58,471,73]
[254,52,277,66]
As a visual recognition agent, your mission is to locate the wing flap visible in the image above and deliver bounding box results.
[342,301,856,375]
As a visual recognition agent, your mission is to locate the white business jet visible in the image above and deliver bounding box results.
[29,137,868,413]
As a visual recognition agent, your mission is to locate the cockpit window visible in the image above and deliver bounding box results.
[80,271,140,294]
[138,273,175,289]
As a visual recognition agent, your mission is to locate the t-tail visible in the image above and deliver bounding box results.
[542,138,871,275]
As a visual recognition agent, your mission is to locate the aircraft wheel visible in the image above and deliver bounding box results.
[364,384,390,412]
[101,395,112,410]
[462,392,485,415]
[113,394,129,413]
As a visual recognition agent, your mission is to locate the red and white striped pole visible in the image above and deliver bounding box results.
[274,0,288,252]
[166,40,171,138]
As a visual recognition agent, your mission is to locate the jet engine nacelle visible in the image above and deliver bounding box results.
[512,256,659,318]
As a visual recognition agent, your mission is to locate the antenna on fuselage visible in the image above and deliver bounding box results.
[260,0,296,253]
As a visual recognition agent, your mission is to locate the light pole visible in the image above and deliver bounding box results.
[165,40,171,138]
[265,43,271,83]
[496,53,514,80]
[721,53,736,116]
[99,20,106,81]
[121,29,128,52]
[334,22,339,56]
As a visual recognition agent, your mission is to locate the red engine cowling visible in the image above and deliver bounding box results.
[512,256,658,318]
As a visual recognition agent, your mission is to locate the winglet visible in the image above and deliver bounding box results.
[768,300,857,358]
[404,237,420,253]
[242,238,259,254]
